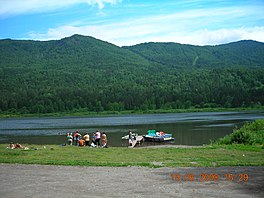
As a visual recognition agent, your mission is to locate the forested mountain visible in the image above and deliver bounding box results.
[0,34,151,71]
[124,40,264,69]
[0,35,263,114]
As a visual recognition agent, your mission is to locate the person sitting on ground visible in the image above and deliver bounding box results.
[15,143,23,149]
[67,132,73,145]
[101,132,108,148]
[9,142,15,149]
[78,138,85,147]
[83,132,90,146]
[90,142,96,148]
[90,132,96,147]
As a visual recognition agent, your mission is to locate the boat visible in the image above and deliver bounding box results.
[121,133,144,148]
[121,133,138,140]
[143,130,174,142]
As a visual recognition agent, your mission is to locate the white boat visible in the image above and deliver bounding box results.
[143,130,174,142]
[121,133,138,140]
[121,133,144,148]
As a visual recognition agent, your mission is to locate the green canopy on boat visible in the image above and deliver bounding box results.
[147,130,156,135]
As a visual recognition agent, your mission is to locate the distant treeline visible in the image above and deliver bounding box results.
[1,68,263,114]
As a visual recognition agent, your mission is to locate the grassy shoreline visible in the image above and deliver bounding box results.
[0,144,263,167]
[1,112,263,168]
[1,107,263,118]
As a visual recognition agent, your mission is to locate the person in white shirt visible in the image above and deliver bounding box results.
[95,130,101,147]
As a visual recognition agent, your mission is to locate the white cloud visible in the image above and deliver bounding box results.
[0,0,121,17]
[26,4,264,46]
[171,27,264,46]
[28,22,264,46]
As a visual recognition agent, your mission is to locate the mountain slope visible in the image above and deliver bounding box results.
[0,35,263,114]
[123,40,264,68]
[0,34,151,71]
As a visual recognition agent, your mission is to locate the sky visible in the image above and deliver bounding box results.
[0,0,264,46]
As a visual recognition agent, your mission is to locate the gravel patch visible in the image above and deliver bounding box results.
[0,164,263,198]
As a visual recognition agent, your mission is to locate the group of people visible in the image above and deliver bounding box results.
[9,142,23,149]
[66,130,108,148]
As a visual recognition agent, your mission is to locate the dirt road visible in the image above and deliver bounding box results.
[0,164,263,198]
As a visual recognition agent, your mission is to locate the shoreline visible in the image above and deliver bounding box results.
[1,107,263,118]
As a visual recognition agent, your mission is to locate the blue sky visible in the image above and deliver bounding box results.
[0,0,264,46]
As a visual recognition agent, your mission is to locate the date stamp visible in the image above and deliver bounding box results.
[170,173,249,182]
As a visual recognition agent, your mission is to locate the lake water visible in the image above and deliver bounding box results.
[0,111,263,147]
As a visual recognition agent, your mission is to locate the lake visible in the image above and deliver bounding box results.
[0,111,263,147]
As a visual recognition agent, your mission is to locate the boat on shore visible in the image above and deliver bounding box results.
[121,133,144,148]
[121,133,138,140]
[143,130,174,142]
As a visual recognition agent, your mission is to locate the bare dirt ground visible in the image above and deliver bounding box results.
[0,164,263,198]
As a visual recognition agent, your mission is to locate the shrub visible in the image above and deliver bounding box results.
[217,119,264,145]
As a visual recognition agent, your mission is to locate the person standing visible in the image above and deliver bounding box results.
[83,132,90,146]
[74,130,81,146]
[90,132,96,147]
[95,130,101,147]
[128,130,133,146]
[101,132,107,148]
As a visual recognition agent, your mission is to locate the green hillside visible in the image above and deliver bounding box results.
[0,35,263,115]
[124,40,264,69]
[0,34,153,71]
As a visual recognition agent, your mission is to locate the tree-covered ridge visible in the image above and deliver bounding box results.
[0,35,263,114]
[124,40,264,69]
[0,34,152,71]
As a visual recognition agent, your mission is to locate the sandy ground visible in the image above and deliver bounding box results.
[0,164,263,198]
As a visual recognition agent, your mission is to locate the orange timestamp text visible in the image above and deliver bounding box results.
[170,173,249,182]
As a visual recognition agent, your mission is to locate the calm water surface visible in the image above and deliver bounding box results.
[0,111,263,146]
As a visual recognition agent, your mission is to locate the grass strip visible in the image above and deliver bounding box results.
[1,144,263,167]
